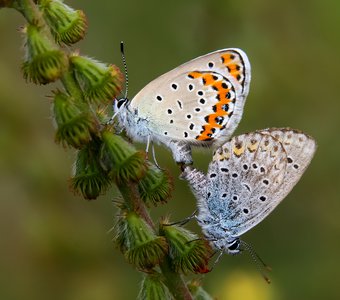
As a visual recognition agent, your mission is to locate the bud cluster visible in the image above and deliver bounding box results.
[6,0,216,298]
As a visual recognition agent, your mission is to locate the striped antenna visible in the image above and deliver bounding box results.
[120,41,129,99]
[241,240,272,284]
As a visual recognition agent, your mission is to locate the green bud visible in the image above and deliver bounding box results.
[138,273,172,300]
[100,130,146,183]
[138,162,173,207]
[160,220,212,274]
[70,140,111,200]
[53,90,98,148]
[39,0,87,45]
[187,279,214,300]
[70,54,123,104]
[22,24,67,84]
[114,211,168,270]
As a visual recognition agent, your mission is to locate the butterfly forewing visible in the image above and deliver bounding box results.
[130,48,251,143]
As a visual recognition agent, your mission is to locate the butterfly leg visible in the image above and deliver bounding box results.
[151,143,163,170]
[106,105,121,125]
[209,250,224,271]
[145,135,151,160]
[168,140,193,165]
[163,210,197,226]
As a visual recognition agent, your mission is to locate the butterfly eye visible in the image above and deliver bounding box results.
[228,239,240,251]
[117,98,128,109]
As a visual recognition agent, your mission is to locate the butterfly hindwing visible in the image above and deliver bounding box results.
[206,132,286,236]
[259,128,317,201]
[202,128,316,237]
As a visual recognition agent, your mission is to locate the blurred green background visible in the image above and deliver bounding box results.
[1,0,339,299]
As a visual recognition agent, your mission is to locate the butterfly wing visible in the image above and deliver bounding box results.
[129,49,251,143]
[259,128,317,202]
[205,128,316,237]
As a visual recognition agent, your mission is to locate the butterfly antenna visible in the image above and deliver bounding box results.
[241,240,272,284]
[120,41,129,99]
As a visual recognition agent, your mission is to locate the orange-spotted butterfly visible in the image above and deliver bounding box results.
[114,47,251,164]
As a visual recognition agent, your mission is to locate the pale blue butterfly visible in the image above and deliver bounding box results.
[182,128,316,270]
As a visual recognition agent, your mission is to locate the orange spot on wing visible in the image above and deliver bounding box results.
[196,126,214,141]
[221,54,234,64]
[187,70,235,142]
[188,71,203,79]
[213,80,226,90]
[202,74,216,86]
[231,72,241,82]
[221,54,243,83]
[214,101,230,113]
[196,104,230,141]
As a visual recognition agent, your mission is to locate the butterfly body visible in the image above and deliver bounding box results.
[115,48,251,164]
[182,128,316,254]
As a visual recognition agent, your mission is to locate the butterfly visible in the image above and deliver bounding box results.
[182,128,316,256]
[114,47,251,165]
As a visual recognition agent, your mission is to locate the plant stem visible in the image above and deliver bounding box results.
[118,182,193,300]
[118,183,154,229]
[160,257,194,300]
[13,0,44,26]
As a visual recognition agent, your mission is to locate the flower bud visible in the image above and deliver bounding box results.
[70,141,111,200]
[138,162,173,207]
[70,54,123,104]
[114,211,168,270]
[100,130,146,183]
[138,273,171,300]
[53,90,98,148]
[22,24,67,84]
[160,220,212,274]
[39,0,87,45]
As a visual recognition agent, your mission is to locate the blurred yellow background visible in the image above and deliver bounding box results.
[1,0,339,299]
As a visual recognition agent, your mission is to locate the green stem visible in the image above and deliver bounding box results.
[118,183,154,230]
[13,0,43,25]
[118,182,193,300]
[160,257,193,300]
[61,67,84,101]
